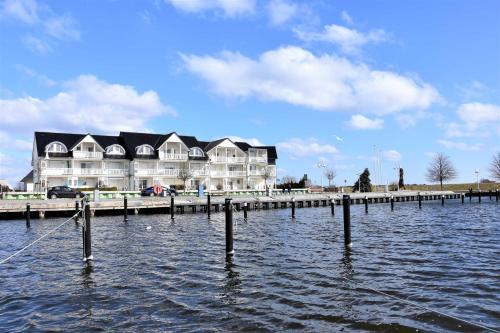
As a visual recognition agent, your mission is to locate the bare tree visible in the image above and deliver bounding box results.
[426,153,457,190]
[177,166,193,191]
[489,152,500,181]
[324,168,336,187]
[262,166,273,188]
[281,175,296,185]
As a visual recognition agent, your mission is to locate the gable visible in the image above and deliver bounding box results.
[71,134,105,151]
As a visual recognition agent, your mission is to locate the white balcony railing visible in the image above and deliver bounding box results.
[73,151,103,159]
[159,153,188,161]
[191,169,209,176]
[107,169,128,176]
[157,169,180,176]
[135,169,156,176]
[248,156,267,163]
[211,156,246,163]
[41,168,73,176]
[211,170,246,177]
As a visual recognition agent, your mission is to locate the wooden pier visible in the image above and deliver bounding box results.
[0,190,479,220]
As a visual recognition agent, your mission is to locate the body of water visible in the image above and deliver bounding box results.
[0,200,499,332]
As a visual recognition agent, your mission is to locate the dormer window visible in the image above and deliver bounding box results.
[136,144,154,155]
[189,147,204,157]
[45,141,68,153]
[106,144,125,155]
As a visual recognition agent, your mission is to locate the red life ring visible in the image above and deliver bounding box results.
[153,184,162,195]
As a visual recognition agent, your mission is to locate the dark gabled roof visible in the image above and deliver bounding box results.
[179,135,200,149]
[198,141,210,150]
[119,131,164,158]
[34,131,85,157]
[204,138,227,152]
[93,135,132,158]
[20,170,33,183]
[234,141,252,151]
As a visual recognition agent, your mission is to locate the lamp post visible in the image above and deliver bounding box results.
[475,170,480,191]
[317,161,326,189]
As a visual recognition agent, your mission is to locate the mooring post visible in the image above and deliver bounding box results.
[496,189,499,202]
[330,199,335,216]
[225,198,234,255]
[418,192,422,209]
[243,202,248,219]
[390,195,394,211]
[207,192,211,218]
[461,193,464,205]
[441,195,445,206]
[291,197,296,219]
[478,190,481,203]
[25,203,31,228]
[342,195,352,248]
[364,196,368,213]
[469,188,472,202]
[170,193,175,219]
[489,190,492,200]
[74,200,79,224]
[124,196,128,222]
[83,202,92,261]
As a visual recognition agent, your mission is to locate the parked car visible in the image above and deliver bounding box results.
[47,186,85,199]
[140,186,177,197]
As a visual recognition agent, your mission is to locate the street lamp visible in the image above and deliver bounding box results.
[475,170,479,191]
[317,161,326,188]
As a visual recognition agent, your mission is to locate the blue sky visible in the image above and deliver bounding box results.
[0,0,499,187]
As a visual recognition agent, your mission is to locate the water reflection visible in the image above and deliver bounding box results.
[340,248,354,279]
[222,255,241,304]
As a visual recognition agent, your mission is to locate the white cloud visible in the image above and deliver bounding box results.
[347,114,383,129]
[0,75,176,135]
[340,10,353,25]
[165,0,255,17]
[43,14,80,40]
[182,46,440,115]
[268,0,297,25]
[0,131,32,151]
[277,137,338,158]
[437,139,483,151]
[226,136,263,146]
[1,0,38,24]
[16,65,56,86]
[444,102,500,138]
[294,24,390,54]
[382,150,401,162]
[22,34,51,53]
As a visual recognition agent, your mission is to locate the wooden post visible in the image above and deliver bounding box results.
[124,196,128,222]
[83,203,92,261]
[418,192,422,209]
[225,198,234,255]
[390,195,394,211]
[441,195,445,206]
[469,188,472,202]
[243,202,248,219]
[170,193,175,219]
[330,199,335,216]
[291,197,296,219]
[342,195,351,248]
[207,192,211,218]
[75,201,79,224]
[364,196,368,213]
[478,190,481,203]
[461,193,464,205]
[25,203,31,228]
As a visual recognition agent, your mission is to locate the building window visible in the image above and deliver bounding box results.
[106,144,125,155]
[189,147,204,157]
[45,141,68,153]
[136,145,154,155]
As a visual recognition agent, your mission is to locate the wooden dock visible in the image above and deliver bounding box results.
[0,190,480,220]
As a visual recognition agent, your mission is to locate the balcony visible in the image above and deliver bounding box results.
[191,169,209,176]
[249,169,276,176]
[135,169,156,176]
[159,153,188,161]
[73,151,103,159]
[211,170,246,177]
[248,156,267,163]
[41,168,128,176]
[211,156,246,163]
[107,169,129,176]
[156,169,180,176]
[41,168,73,176]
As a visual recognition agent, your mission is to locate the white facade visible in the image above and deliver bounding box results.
[33,133,276,191]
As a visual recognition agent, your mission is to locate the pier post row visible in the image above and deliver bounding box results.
[225,198,234,255]
[342,195,352,248]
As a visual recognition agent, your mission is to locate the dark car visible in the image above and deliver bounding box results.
[141,186,177,197]
[47,186,85,199]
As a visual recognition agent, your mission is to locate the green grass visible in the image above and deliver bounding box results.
[400,182,499,192]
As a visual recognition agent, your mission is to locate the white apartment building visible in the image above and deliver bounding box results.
[32,131,277,191]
